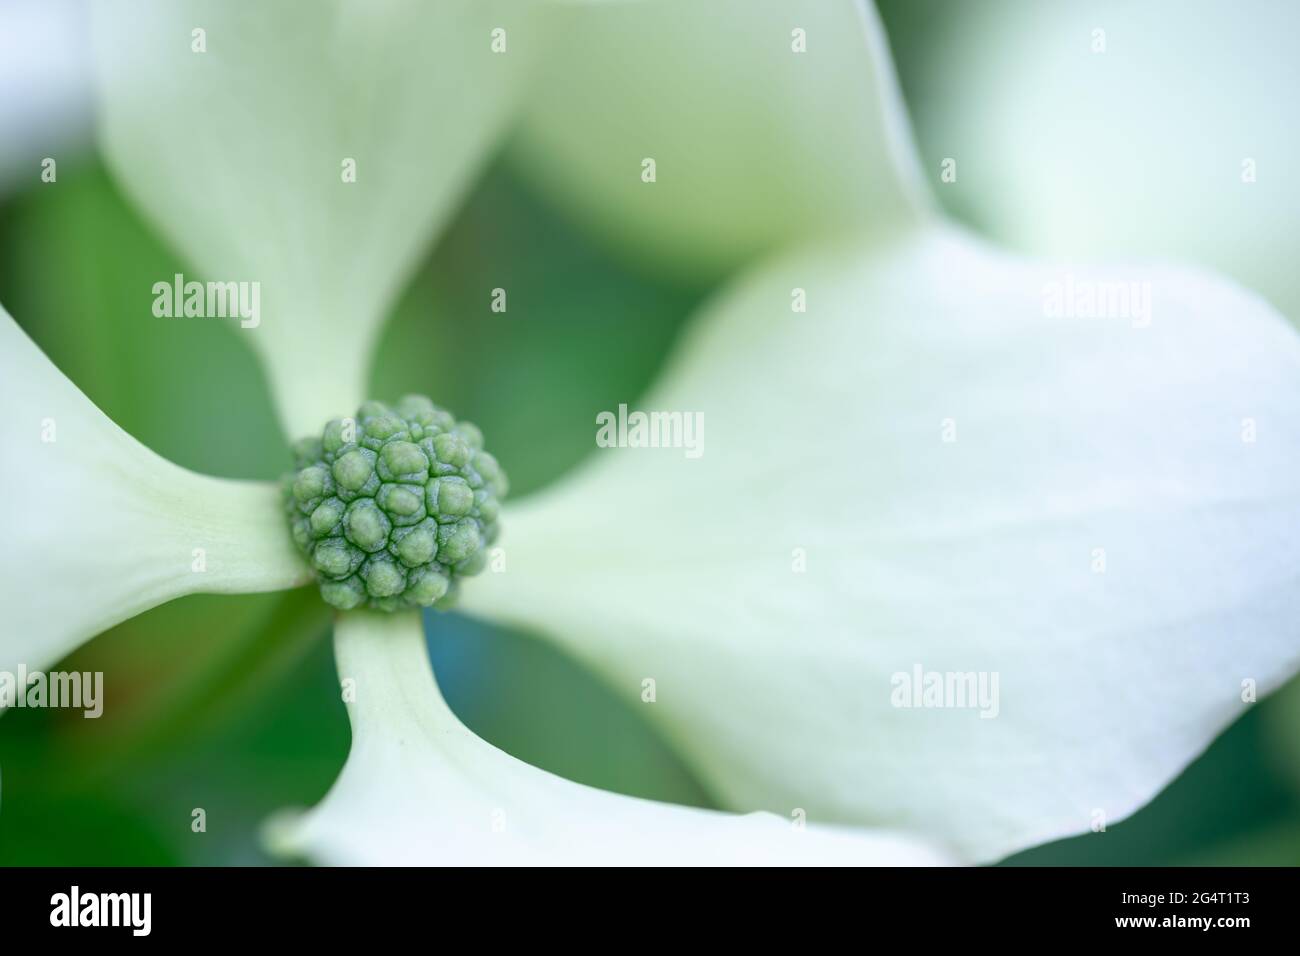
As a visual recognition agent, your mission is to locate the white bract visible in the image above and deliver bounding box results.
[267,612,952,866]
[462,228,1300,860]
[511,0,931,281]
[898,0,1300,326]
[0,307,309,676]
[1,0,1297,865]
[93,0,543,437]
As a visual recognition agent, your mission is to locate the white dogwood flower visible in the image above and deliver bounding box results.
[2,0,1298,865]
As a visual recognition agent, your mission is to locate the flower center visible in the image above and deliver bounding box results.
[283,395,507,611]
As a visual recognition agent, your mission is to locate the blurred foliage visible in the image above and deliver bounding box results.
[428,613,712,808]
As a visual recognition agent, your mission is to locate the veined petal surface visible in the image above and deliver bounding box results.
[462,226,1300,861]
[268,611,953,865]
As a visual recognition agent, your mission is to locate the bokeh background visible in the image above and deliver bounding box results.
[1,0,1297,865]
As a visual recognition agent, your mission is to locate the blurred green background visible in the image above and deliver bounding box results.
[1,2,1298,866]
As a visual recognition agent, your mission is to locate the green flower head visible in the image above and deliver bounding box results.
[284,395,506,612]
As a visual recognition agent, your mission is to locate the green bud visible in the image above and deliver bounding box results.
[320,576,366,610]
[321,418,352,454]
[344,498,392,552]
[455,422,484,450]
[396,394,435,418]
[362,556,406,597]
[473,451,508,497]
[405,566,450,606]
[474,488,499,524]
[437,519,481,565]
[362,414,408,450]
[293,464,331,506]
[309,497,345,537]
[377,483,425,522]
[392,520,438,567]
[313,539,361,580]
[432,432,470,468]
[284,394,507,611]
[378,440,429,482]
[434,476,474,517]
[333,448,376,492]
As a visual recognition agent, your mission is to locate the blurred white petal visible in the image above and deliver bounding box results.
[268,611,953,865]
[462,226,1300,861]
[92,0,543,437]
[511,0,930,281]
[0,0,92,196]
[0,306,309,675]
[899,0,1300,324]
